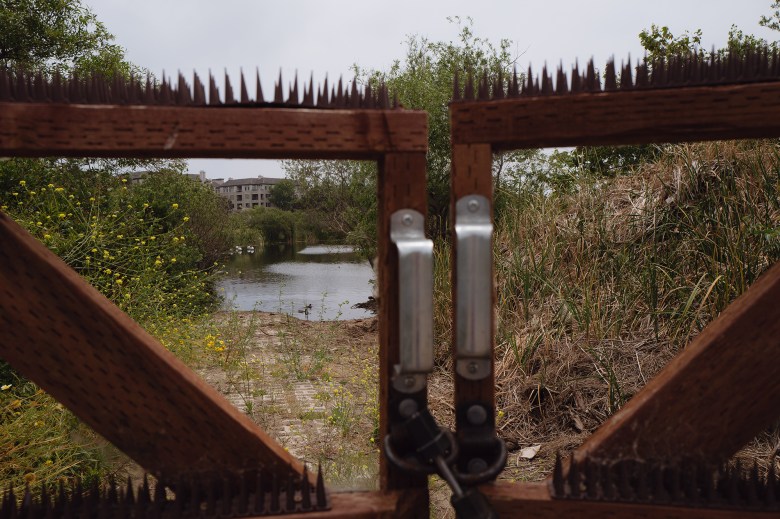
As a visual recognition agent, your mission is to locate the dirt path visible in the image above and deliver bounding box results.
[198,311,380,490]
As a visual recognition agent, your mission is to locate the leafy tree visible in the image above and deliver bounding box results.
[269,179,297,211]
[0,0,135,77]
[247,207,299,244]
[638,24,705,61]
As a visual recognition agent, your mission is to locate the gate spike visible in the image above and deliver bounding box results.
[452,69,461,101]
[604,58,617,91]
[239,69,249,103]
[301,466,312,510]
[364,80,374,109]
[570,62,581,93]
[551,452,565,496]
[682,461,698,501]
[16,71,29,102]
[556,63,568,95]
[270,473,280,513]
[636,462,649,501]
[237,471,249,515]
[285,475,296,511]
[221,474,232,517]
[193,72,206,105]
[493,69,504,99]
[541,66,553,95]
[726,463,741,505]
[336,77,344,107]
[567,460,580,498]
[381,83,390,109]
[746,461,760,506]
[208,72,220,105]
[766,462,777,506]
[177,72,191,105]
[584,459,599,498]
[478,70,489,100]
[350,78,360,108]
[510,67,519,97]
[586,59,600,91]
[159,74,172,105]
[288,72,299,105]
[52,71,65,103]
[621,57,633,89]
[0,69,10,101]
[224,70,235,104]
[254,469,265,514]
[255,68,264,103]
[617,461,632,500]
[316,463,327,509]
[303,74,314,107]
[651,465,668,503]
[274,70,284,104]
[524,66,534,96]
[464,72,474,100]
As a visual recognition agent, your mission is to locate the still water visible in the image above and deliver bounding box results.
[218,244,375,320]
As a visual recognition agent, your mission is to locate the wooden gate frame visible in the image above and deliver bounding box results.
[448,77,780,517]
[0,81,431,517]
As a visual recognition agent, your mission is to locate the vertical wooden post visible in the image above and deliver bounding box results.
[377,152,429,515]
[450,143,502,475]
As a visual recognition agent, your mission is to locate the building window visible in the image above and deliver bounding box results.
[236,194,242,201]
[252,194,258,201]
[253,203,258,207]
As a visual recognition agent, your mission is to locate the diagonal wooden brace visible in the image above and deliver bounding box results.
[573,260,780,464]
[0,212,304,481]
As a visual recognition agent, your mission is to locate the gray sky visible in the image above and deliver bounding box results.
[85,0,778,179]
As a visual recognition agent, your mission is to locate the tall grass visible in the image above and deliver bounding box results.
[431,140,779,464]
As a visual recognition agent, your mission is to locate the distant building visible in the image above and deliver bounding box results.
[213,176,282,211]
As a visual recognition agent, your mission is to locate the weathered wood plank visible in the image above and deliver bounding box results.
[0,103,428,158]
[574,260,780,463]
[0,212,304,481]
[377,153,430,511]
[450,82,780,149]
[482,482,777,518]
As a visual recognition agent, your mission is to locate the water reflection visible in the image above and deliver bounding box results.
[218,243,375,320]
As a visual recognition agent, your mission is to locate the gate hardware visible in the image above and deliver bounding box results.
[389,209,434,394]
[384,400,498,519]
[454,195,493,381]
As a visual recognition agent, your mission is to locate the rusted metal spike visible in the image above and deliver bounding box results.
[33,72,47,102]
[51,71,65,103]
[224,71,235,104]
[636,59,649,88]
[16,71,29,102]
[205,476,216,517]
[668,465,683,502]
[570,62,581,93]
[254,469,265,514]
[275,70,284,104]
[153,478,166,506]
[301,466,312,510]
[193,72,206,105]
[221,474,232,517]
[350,79,360,108]
[584,459,599,499]
[523,66,533,96]
[286,475,296,511]
[208,72,221,105]
[237,471,249,515]
[478,70,489,100]
[726,464,741,505]
[256,68,264,103]
[746,461,760,506]
[336,77,344,107]
[364,81,374,109]
[552,452,565,496]
[177,73,191,105]
[602,464,616,501]
[556,64,568,95]
[188,474,201,516]
[567,460,581,498]
[766,462,777,507]
[636,463,650,501]
[270,473,281,513]
[465,72,474,100]
[681,461,698,502]
[240,69,249,103]
[141,474,151,504]
[21,484,33,517]
[453,69,461,100]
[288,72,299,105]
[493,69,505,99]
[0,69,10,101]
[303,74,314,107]
[605,59,617,91]
[393,91,399,109]
[159,75,172,105]
[316,463,327,509]
[621,58,633,90]
[617,461,632,500]
[124,476,134,506]
[651,465,668,503]
[588,59,601,92]
[381,83,390,109]
[510,67,519,97]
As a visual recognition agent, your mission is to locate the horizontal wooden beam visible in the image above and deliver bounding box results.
[482,482,776,518]
[0,103,428,159]
[574,261,780,464]
[0,212,304,481]
[279,489,425,519]
[450,82,780,149]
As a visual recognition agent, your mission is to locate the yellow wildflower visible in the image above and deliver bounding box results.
[19,180,26,186]
[172,203,179,209]
[1,384,11,390]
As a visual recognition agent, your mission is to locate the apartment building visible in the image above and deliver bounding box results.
[212,176,282,211]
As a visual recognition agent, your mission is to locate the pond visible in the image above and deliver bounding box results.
[217,244,375,320]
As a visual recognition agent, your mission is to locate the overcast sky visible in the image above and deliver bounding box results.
[85,0,778,179]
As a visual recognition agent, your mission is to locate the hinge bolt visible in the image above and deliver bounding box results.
[467,199,480,212]
[402,213,414,226]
